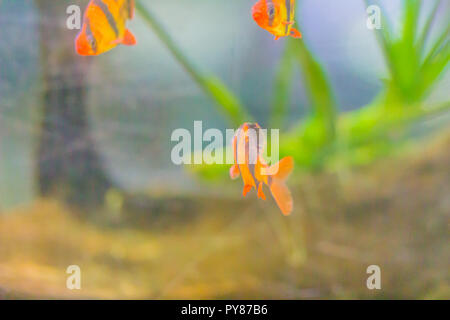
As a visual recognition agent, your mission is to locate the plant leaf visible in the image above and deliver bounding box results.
[270,43,294,128]
[416,0,442,56]
[135,1,250,126]
[290,39,336,142]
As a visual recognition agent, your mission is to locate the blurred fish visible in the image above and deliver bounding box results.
[252,0,302,40]
[75,0,136,56]
[230,123,294,215]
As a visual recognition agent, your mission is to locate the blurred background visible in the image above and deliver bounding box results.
[0,0,449,299]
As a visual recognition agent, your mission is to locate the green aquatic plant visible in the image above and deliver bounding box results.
[333,0,450,166]
[367,0,449,107]
[270,44,294,129]
[136,0,448,180]
[272,38,337,169]
[135,1,251,127]
[282,0,450,169]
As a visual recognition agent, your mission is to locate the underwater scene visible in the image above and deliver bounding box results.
[0,0,449,299]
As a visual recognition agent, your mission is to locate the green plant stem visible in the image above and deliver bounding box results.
[290,39,337,141]
[416,0,442,56]
[270,43,294,128]
[364,0,397,80]
[135,1,250,126]
[422,23,450,67]
[342,101,450,147]
[402,0,421,47]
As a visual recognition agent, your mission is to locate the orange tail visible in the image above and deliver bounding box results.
[268,157,294,215]
[122,29,137,46]
[290,28,302,39]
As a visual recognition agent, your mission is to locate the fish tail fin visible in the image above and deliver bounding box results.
[257,182,266,200]
[122,29,137,46]
[290,28,302,39]
[243,184,253,197]
[268,157,294,215]
[269,156,294,180]
[269,179,293,215]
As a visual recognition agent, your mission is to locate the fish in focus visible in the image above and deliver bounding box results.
[252,0,302,40]
[75,0,136,56]
[230,123,294,215]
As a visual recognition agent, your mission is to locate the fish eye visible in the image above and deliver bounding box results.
[267,5,275,18]
[87,35,97,51]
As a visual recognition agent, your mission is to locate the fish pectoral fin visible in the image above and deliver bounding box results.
[242,184,253,197]
[229,164,240,180]
[122,29,137,46]
[290,28,302,39]
[257,183,266,200]
[282,20,294,26]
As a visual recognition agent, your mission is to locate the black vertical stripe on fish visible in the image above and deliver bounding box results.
[127,0,134,19]
[256,126,262,156]
[86,18,97,53]
[120,0,132,19]
[248,124,259,156]
[247,124,259,163]
[246,138,257,185]
[285,0,291,35]
[245,124,259,185]
[235,126,244,164]
[248,123,263,156]
[267,0,275,27]
[93,0,119,37]
[234,129,242,175]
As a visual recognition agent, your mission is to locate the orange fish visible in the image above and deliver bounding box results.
[252,0,302,40]
[75,0,136,56]
[230,123,294,215]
